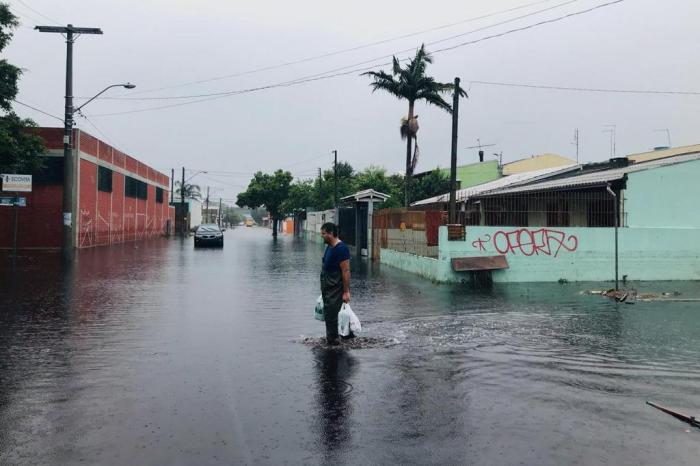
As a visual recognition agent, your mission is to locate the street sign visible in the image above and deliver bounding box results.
[0,196,26,206]
[1,174,32,192]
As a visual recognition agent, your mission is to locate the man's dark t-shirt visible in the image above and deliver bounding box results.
[322,241,350,273]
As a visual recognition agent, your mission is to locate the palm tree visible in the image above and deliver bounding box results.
[363,44,466,206]
[175,181,202,200]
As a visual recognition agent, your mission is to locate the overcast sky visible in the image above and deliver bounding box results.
[5,0,700,202]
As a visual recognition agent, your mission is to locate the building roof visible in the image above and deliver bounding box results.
[477,151,700,196]
[501,153,576,175]
[340,189,391,202]
[412,164,578,206]
[626,143,700,163]
[438,159,502,188]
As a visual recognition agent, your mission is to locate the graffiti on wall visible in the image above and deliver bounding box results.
[471,228,578,258]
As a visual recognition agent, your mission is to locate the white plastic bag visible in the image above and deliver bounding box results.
[314,295,324,321]
[338,303,361,336]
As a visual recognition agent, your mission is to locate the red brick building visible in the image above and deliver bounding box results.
[0,128,175,249]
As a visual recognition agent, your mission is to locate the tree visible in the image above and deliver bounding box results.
[352,165,402,208]
[362,44,466,207]
[0,4,46,174]
[237,169,293,237]
[411,169,451,205]
[315,161,355,210]
[174,180,202,200]
[282,180,315,215]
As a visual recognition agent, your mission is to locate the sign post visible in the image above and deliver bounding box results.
[1,174,32,261]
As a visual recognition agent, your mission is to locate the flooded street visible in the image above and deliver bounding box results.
[1,227,700,465]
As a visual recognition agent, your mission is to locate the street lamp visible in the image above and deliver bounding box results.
[75,83,136,113]
[60,82,135,256]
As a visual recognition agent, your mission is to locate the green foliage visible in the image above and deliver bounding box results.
[0,114,46,173]
[174,181,202,200]
[281,179,315,214]
[362,44,466,205]
[411,169,450,204]
[362,44,464,114]
[237,169,293,221]
[0,3,46,174]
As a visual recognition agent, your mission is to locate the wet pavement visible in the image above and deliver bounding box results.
[1,227,700,465]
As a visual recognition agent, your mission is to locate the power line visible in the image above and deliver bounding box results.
[7,4,44,27]
[117,0,560,97]
[89,0,630,117]
[469,79,700,95]
[87,0,581,102]
[13,0,63,25]
[11,98,64,122]
[430,0,623,54]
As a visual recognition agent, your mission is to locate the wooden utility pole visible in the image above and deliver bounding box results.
[180,167,185,235]
[36,24,103,257]
[205,186,210,223]
[218,197,222,227]
[448,77,461,225]
[333,150,338,208]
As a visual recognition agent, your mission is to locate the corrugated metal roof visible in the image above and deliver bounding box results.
[627,144,700,163]
[477,151,700,196]
[340,189,391,202]
[501,153,575,175]
[411,164,578,206]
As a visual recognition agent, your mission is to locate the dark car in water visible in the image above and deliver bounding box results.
[194,224,224,248]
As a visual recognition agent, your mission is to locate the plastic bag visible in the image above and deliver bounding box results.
[338,303,361,336]
[314,295,324,321]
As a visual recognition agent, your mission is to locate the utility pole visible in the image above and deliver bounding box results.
[448,77,461,225]
[180,167,185,235]
[317,167,322,208]
[205,186,210,223]
[333,150,338,208]
[603,125,616,157]
[36,24,103,257]
[170,168,174,201]
[218,197,222,227]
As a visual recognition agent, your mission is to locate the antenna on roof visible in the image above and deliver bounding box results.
[465,138,496,162]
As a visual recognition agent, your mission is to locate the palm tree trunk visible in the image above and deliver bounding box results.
[405,100,415,207]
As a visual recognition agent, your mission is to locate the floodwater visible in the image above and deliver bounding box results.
[1,227,699,465]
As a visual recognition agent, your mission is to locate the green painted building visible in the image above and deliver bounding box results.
[381,152,700,283]
[429,159,501,189]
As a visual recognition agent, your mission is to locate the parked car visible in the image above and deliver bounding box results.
[194,224,224,248]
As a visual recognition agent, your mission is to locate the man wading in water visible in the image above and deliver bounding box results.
[320,222,351,346]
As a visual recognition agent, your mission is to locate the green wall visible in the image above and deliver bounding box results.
[624,159,700,228]
[381,225,700,283]
[439,160,501,189]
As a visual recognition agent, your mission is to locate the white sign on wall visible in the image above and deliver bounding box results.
[1,174,32,192]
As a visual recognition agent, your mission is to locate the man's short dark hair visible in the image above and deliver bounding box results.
[321,222,338,236]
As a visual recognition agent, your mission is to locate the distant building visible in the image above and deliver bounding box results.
[626,143,700,164]
[501,153,575,175]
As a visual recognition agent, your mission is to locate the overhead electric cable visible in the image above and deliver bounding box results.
[13,0,63,25]
[469,80,700,95]
[90,1,636,117]
[88,0,581,102]
[121,0,560,96]
[12,98,64,122]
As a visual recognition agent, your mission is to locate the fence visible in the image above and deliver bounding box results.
[372,208,444,258]
[455,188,626,228]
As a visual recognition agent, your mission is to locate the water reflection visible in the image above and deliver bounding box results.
[312,347,357,464]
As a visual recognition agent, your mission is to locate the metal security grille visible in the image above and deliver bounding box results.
[457,188,623,227]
